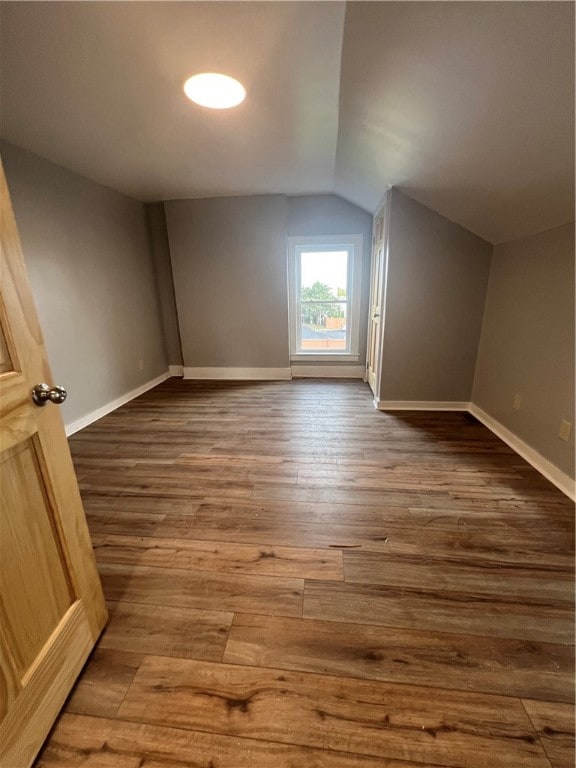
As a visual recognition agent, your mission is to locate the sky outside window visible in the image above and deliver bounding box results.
[301,251,348,296]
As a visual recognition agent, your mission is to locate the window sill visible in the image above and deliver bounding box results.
[290,353,360,362]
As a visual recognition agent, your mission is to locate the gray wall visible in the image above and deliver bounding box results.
[165,195,289,369]
[2,142,168,426]
[472,224,575,477]
[145,203,182,367]
[287,194,373,366]
[164,193,372,373]
[380,189,492,401]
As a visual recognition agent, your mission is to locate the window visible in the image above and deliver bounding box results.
[288,235,363,361]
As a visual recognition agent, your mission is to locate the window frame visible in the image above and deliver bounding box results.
[287,234,363,362]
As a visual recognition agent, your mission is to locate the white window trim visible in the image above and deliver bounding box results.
[287,234,363,362]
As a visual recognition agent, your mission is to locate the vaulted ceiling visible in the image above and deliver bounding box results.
[1,2,573,244]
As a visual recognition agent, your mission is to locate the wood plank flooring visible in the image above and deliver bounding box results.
[34,378,575,768]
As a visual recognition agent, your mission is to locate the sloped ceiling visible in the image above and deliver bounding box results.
[336,2,575,243]
[0,1,573,244]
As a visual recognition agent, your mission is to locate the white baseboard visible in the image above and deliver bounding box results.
[375,400,469,411]
[183,367,292,380]
[469,404,575,501]
[169,365,184,377]
[65,371,171,436]
[291,365,365,379]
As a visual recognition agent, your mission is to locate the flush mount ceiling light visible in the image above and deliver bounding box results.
[183,73,246,109]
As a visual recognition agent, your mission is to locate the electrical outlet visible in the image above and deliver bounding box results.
[513,394,522,411]
[559,420,572,442]
[138,358,144,371]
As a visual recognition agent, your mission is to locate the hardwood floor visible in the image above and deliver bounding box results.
[34,378,575,768]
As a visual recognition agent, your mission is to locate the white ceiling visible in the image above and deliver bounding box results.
[0,1,573,244]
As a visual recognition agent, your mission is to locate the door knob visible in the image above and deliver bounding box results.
[32,383,67,406]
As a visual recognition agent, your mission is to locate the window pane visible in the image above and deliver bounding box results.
[289,235,362,360]
[300,301,347,351]
[300,251,348,300]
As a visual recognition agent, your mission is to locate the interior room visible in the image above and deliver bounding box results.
[0,2,574,767]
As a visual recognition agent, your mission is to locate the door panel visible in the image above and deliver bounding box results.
[366,193,389,398]
[1,439,74,676]
[367,245,381,393]
[0,604,94,767]
[0,159,107,767]
[0,322,12,374]
[0,638,20,720]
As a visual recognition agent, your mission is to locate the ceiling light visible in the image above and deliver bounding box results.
[183,73,246,109]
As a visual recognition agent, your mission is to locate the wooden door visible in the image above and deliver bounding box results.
[0,161,107,767]
[366,194,389,398]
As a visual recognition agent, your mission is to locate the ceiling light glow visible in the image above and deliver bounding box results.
[184,73,246,109]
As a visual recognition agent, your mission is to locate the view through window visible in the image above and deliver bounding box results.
[289,235,363,360]
[299,249,349,351]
